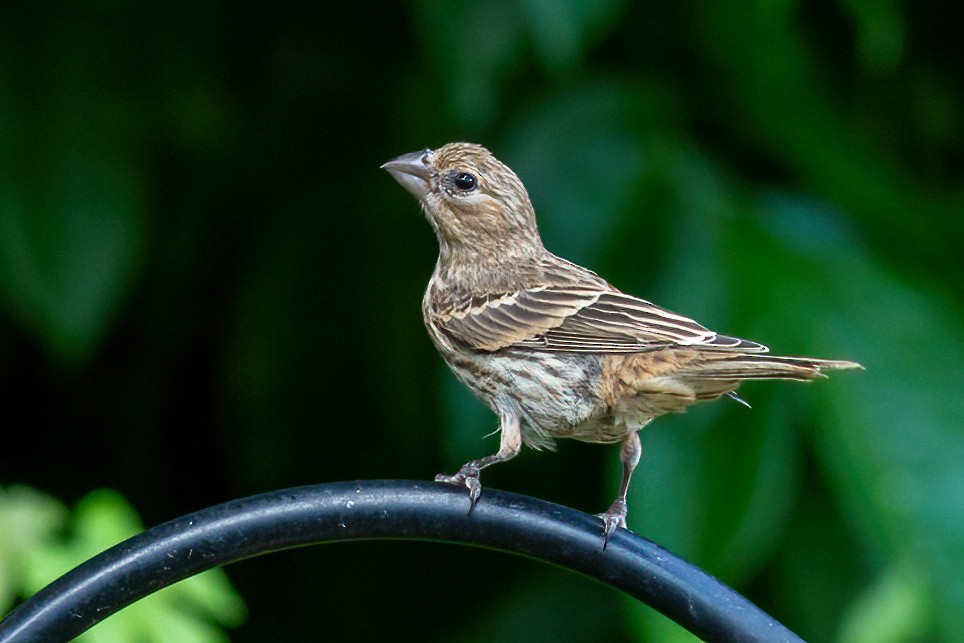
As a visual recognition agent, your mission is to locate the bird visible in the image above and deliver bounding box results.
[382,142,861,545]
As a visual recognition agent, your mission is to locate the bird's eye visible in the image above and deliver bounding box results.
[453,172,477,191]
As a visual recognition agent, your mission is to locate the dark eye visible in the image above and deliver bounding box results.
[453,172,477,191]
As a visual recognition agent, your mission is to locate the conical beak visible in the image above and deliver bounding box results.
[381,148,435,199]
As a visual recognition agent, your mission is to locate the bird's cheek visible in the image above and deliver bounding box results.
[425,203,468,240]
[470,205,513,235]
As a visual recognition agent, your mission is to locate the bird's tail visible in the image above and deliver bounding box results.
[680,354,863,381]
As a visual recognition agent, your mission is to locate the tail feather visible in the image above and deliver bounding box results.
[680,354,862,382]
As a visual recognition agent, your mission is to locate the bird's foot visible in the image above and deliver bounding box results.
[596,500,628,549]
[435,463,483,513]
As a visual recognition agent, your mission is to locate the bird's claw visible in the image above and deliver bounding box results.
[435,463,483,513]
[596,500,628,549]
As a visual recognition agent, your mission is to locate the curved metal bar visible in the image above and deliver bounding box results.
[0,481,801,642]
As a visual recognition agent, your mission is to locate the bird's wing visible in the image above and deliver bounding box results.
[433,286,768,354]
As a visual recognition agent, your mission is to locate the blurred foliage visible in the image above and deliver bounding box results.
[0,0,961,641]
[0,485,245,641]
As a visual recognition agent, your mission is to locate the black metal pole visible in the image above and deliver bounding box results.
[0,480,801,643]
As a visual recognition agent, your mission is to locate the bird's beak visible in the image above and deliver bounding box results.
[381,148,435,200]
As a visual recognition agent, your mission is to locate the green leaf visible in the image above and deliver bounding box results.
[0,485,67,614]
[0,55,147,364]
[838,563,931,643]
[518,0,624,72]
[502,82,660,263]
[454,566,630,643]
[748,193,964,641]
[2,487,246,642]
[625,599,701,643]
[696,0,962,290]
[840,0,905,74]
[764,472,871,641]
[413,0,527,129]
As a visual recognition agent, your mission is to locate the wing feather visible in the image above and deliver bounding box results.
[432,282,768,355]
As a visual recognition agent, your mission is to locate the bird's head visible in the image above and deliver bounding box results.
[382,143,543,262]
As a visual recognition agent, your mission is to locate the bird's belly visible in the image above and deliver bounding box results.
[445,349,638,448]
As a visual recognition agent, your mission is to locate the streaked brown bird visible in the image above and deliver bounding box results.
[382,142,860,543]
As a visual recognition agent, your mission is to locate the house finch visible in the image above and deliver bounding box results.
[382,142,860,544]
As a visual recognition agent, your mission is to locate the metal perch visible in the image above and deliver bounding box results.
[0,480,801,642]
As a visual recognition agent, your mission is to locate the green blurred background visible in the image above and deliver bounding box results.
[1,1,962,641]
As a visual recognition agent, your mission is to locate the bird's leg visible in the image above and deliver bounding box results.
[435,411,521,513]
[598,431,642,548]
